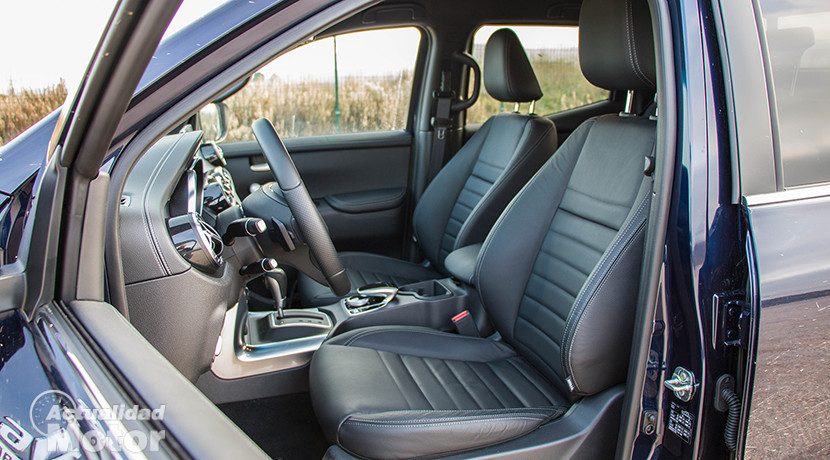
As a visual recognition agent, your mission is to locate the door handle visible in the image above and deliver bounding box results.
[250,163,270,172]
[664,367,698,402]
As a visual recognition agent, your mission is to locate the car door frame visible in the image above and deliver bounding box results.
[719,0,830,458]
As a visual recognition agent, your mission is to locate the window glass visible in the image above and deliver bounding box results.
[466,26,607,125]
[214,27,421,141]
[757,2,830,187]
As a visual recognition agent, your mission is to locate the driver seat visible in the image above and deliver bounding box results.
[309,0,657,457]
[299,29,558,306]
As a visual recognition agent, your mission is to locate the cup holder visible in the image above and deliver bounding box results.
[399,279,452,299]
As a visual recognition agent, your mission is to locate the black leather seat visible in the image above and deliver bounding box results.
[300,29,558,306]
[309,0,657,457]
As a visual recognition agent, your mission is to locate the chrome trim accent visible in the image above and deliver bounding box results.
[211,306,329,379]
[266,310,331,330]
[185,169,200,214]
[250,163,270,172]
[743,182,830,206]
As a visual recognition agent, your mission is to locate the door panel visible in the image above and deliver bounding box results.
[744,193,830,459]
[222,130,412,256]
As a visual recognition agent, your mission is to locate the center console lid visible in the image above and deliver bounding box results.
[444,243,482,285]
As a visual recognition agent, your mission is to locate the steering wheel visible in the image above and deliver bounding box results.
[251,118,350,296]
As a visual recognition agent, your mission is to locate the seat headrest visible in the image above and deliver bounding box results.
[483,29,543,103]
[579,0,656,92]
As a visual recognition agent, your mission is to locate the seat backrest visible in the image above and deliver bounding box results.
[413,29,558,271]
[475,0,657,400]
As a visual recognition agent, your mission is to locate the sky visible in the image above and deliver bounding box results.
[0,0,225,91]
[0,1,582,91]
[2,1,830,91]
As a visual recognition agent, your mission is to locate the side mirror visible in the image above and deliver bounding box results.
[198,77,250,144]
[199,102,229,143]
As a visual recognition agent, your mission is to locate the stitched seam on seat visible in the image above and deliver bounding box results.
[561,197,647,371]
[626,0,655,87]
[352,407,562,419]
[377,350,416,410]
[564,184,633,209]
[536,247,592,277]
[562,191,649,392]
[478,362,524,407]
[346,411,556,424]
[343,415,548,429]
[568,221,646,393]
[560,191,649,369]
[473,118,596,337]
[516,315,562,348]
[342,327,499,349]
[444,360,487,409]
[463,361,510,408]
[485,360,534,407]
[557,206,621,232]
[521,293,569,324]
[512,341,563,388]
[456,119,554,250]
[528,269,581,299]
[504,357,557,405]
[423,358,465,409]
[395,354,435,410]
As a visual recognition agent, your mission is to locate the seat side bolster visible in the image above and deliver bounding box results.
[413,120,493,268]
[455,115,557,250]
[338,408,563,460]
[561,178,652,396]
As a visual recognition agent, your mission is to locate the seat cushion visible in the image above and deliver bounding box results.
[310,326,569,459]
[299,252,440,306]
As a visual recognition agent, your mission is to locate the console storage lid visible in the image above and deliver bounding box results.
[444,243,482,285]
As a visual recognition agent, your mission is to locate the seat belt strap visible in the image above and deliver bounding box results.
[428,69,454,184]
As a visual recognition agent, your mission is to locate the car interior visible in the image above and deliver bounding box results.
[108,0,670,457]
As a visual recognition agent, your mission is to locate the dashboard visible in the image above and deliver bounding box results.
[166,143,242,273]
[118,129,252,380]
[119,130,245,285]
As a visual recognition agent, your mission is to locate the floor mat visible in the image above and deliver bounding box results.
[219,393,329,460]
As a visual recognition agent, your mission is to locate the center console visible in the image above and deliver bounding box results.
[212,245,486,382]
[212,276,481,380]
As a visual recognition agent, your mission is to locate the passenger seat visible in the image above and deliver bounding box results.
[300,28,558,306]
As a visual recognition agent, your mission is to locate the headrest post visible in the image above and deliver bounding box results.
[513,102,520,113]
[529,100,537,115]
[619,90,636,117]
[649,94,658,121]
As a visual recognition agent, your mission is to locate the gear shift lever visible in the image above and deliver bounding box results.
[263,268,288,319]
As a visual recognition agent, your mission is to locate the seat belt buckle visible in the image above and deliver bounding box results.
[452,310,480,337]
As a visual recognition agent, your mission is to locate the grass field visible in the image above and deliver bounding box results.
[0,81,67,146]
[0,49,604,147]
